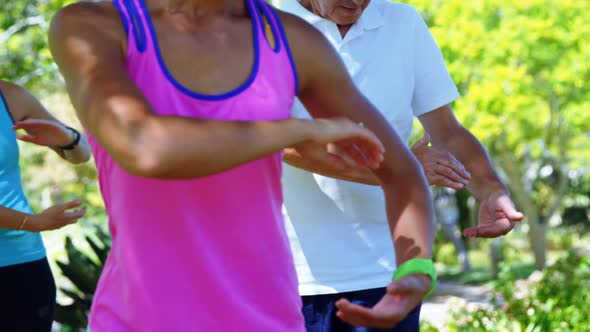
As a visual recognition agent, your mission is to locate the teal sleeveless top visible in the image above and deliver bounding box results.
[0,90,45,267]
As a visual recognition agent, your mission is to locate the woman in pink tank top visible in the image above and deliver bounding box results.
[50,0,436,331]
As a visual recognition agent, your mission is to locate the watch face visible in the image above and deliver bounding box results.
[61,127,81,150]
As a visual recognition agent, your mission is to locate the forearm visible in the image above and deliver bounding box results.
[433,126,506,200]
[0,206,31,230]
[283,148,380,185]
[299,85,435,264]
[103,114,314,179]
[376,158,435,264]
[66,72,315,178]
[323,98,435,263]
[336,101,435,263]
[55,134,92,164]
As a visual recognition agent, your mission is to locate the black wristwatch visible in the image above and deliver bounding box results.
[58,126,81,151]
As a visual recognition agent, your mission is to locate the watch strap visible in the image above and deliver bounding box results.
[58,126,81,150]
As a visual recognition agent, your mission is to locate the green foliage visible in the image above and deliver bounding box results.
[0,1,587,329]
[563,175,590,227]
[434,242,460,266]
[407,0,590,269]
[420,320,441,332]
[545,226,587,250]
[443,251,590,331]
[454,189,474,238]
[407,0,590,206]
[54,225,111,330]
[436,245,535,286]
[0,0,76,94]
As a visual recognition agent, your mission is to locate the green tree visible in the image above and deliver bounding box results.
[408,0,590,269]
[0,0,76,94]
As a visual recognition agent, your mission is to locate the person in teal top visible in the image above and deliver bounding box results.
[0,80,91,331]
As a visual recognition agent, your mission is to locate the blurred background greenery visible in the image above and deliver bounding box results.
[2,0,589,331]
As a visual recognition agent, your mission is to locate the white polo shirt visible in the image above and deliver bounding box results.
[280,0,460,295]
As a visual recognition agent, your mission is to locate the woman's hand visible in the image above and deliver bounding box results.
[13,118,76,148]
[411,133,471,189]
[297,117,385,170]
[24,200,86,232]
[283,117,386,185]
[286,141,360,172]
[335,275,430,328]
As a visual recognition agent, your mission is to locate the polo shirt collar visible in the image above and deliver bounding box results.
[357,1,384,31]
[281,0,324,25]
[281,0,385,31]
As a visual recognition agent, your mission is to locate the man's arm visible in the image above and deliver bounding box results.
[283,133,471,188]
[281,11,434,264]
[420,105,504,199]
[49,3,383,179]
[419,105,524,237]
[279,11,434,326]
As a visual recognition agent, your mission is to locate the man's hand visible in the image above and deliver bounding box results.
[334,275,430,328]
[305,117,384,170]
[283,140,382,185]
[411,133,471,190]
[464,191,525,238]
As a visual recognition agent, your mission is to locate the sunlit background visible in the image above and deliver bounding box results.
[1,0,589,331]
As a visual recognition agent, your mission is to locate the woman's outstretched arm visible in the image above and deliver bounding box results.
[48,3,384,179]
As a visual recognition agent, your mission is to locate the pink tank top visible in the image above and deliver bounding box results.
[87,0,303,330]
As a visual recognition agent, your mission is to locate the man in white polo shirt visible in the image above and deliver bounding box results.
[279,0,524,331]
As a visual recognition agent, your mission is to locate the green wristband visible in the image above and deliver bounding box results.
[393,258,437,297]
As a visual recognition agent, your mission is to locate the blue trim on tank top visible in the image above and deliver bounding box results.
[137,0,261,101]
[122,0,147,52]
[0,90,15,125]
[253,0,265,47]
[267,5,299,95]
[255,0,280,53]
[112,0,130,36]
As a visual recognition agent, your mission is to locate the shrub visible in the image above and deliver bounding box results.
[54,226,111,330]
[435,243,460,266]
[444,250,590,331]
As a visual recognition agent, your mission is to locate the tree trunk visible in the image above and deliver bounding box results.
[435,188,472,272]
[497,150,548,270]
[440,222,472,272]
[490,237,503,278]
[527,214,547,270]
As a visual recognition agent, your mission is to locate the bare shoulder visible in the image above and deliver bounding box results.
[0,80,25,98]
[273,9,341,91]
[49,1,129,86]
[50,1,126,51]
[274,9,329,52]
[0,81,40,121]
[52,1,122,26]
